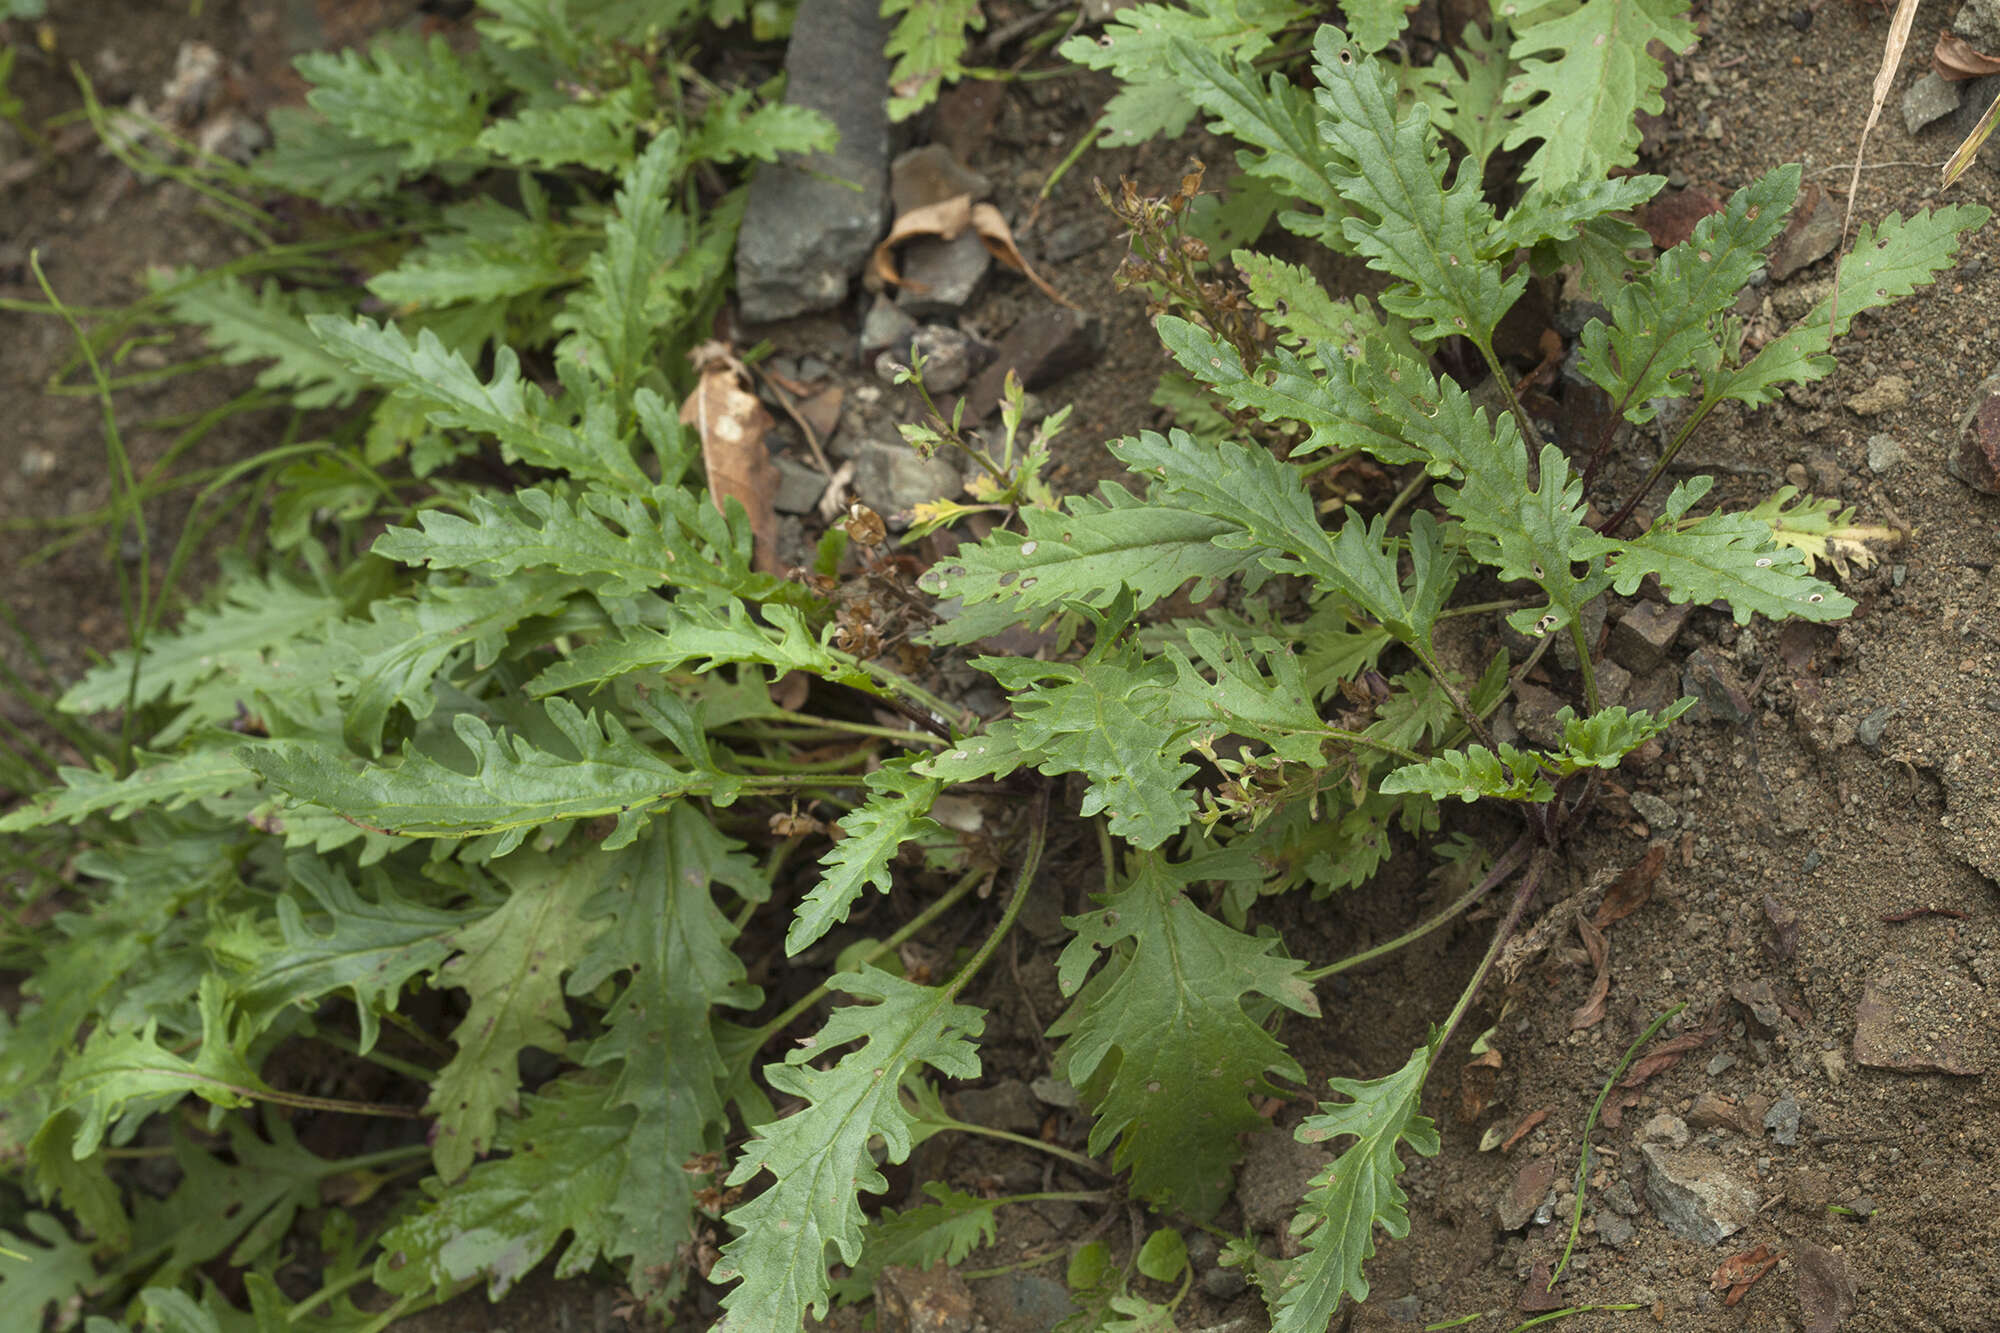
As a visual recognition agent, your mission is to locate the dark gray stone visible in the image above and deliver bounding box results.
[1681,646,1753,725]
[956,310,1105,420]
[1903,72,1963,135]
[1201,1265,1248,1301]
[1763,1094,1802,1147]
[1610,601,1692,673]
[877,324,985,393]
[771,455,827,515]
[995,1274,1076,1332]
[1595,1211,1635,1247]
[1856,704,1897,750]
[734,0,891,321]
[851,438,964,522]
[861,296,920,357]
[895,232,991,316]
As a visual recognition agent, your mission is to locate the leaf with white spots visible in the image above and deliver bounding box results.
[1051,851,1319,1219]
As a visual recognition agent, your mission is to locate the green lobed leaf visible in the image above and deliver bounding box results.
[828,1182,1003,1304]
[1052,851,1319,1219]
[882,0,984,120]
[573,810,765,1309]
[1575,165,1799,420]
[788,758,944,955]
[685,89,837,165]
[367,197,576,310]
[1231,250,1421,368]
[1058,0,1308,147]
[528,600,870,697]
[1501,0,1696,189]
[1310,27,1520,345]
[1716,202,1990,408]
[425,848,609,1182]
[1378,745,1555,803]
[1166,40,1354,250]
[156,269,371,410]
[376,1076,629,1301]
[310,315,651,491]
[1164,627,1328,766]
[295,31,493,171]
[152,1116,330,1286]
[253,105,413,203]
[928,647,1195,848]
[1403,19,1515,173]
[1552,700,1695,772]
[1588,508,1854,624]
[551,132,688,400]
[712,968,986,1328]
[241,698,735,855]
[918,477,1259,628]
[475,86,641,172]
[0,1214,97,1329]
[0,744,252,831]
[1271,1045,1440,1328]
[229,854,478,1053]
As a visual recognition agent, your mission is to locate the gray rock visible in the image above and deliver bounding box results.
[1763,1094,1802,1147]
[953,1078,1042,1135]
[1201,1265,1248,1301]
[1609,601,1691,673]
[1902,72,1963,135]
[1682,646,1753,725]
[1641,1144,1761,1245]
[1856,704,1897,750]
[1845,374,1911,417]
[876,324,986,393]
[1957,0,2000,47]
[734,0,890,321]
[771,455,828,515]
[1601,1179,1642,1216]
[1040,217,1107,263]
[995,1274,1076,1331]
[1595,1211,1635,1247]
[1510,681,1570,751]
[851,438,965,521]
[860,296,919,357]
[895,232,991,316]
[956,310,1105,420]
[1551,596,1606,673]
[890,144,991,213]
[1630,791,1679,830]
[1639,1112,1690,1148]
[1382,1294,1424,1323]
[1865,433,1907,473]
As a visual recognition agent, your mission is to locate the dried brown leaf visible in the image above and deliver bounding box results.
[1935,32,2000,79]
[1570,910,1611,1030]
[681,341,782,575]
[1712,1243,1781,1306]
[872,194,1075,309]
[1595,845,1664,929]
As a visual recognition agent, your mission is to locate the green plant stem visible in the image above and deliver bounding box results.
[1409,637,1497,753]
[746,865,988,1054]
[288,1265,377,1323]
[1469,333,1546,451]
[1303,831,1533,982]
[1321,725,1423,764]
[1377,469,1428,527]
[31,251,149,773]
[853,657,967,732]
[915,1113,1112,1177]
[1432,844,1552,1059]
[763,708,951,746]
[306,1025,439,1084]
[941,786,1047,1003]
[1547,1001,1686,1287]
[1568,619,1600,713]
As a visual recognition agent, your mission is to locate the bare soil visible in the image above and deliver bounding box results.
[2,1,1997,1331]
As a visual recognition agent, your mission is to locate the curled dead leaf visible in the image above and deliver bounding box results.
[1935,32,2000,79]
[872,194,1075,309]
[1711,1243,1781,1306]
[681,341,781,575]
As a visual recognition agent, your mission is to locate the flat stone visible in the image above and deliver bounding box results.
[1855,704,1897,750]
[735,0,890,321]
[1610,601,1691,673]
[956,310,1105,420]
[895,231,991,317]
[1957,0,2000,47]
[1551,596,1606,673]
[1763,1094,1802,1146]
[1851,956,1990,1075]
[860,296,919,357]
[1947,367,2000,494]
[771,454,827,514]
[1630,791,1678,830]
[851,438,965,523]
[991,1273,1075,1331]
[1497,1155,1556,1231]
[1639,1112,1690,1147]
[1682,646,1753,725]
[1510,681,1570,751]
[1641,1144,1761,1245]
[877,1264,976,1333]
[953,1078,1041,1135]
[1845,374,1911,417]
[1902,71,1963,134]
[1201,1265,1248,1301]
[1687,1093,1746,1133]
[890,144,991,213]
[1029,1075,1083,1110]
[1865,433,1906,473]
[1595,1211,1635,1247]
